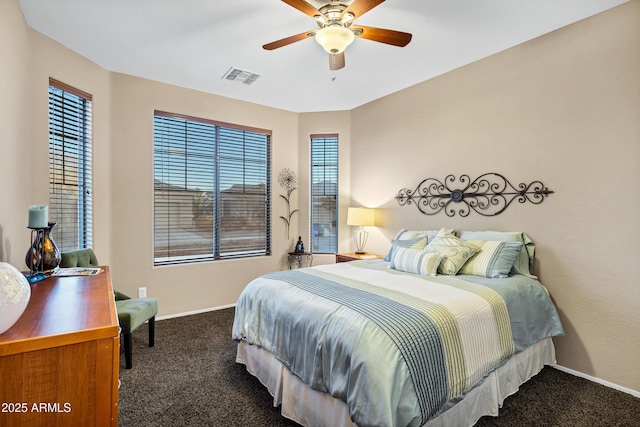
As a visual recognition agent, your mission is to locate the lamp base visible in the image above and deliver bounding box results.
[352,227,369,255]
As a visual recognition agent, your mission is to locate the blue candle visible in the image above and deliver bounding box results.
[28,205,48,228]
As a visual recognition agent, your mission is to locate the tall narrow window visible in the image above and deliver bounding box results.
[310,134,338,253]
[48,79,93,252]
[153,111,271,265]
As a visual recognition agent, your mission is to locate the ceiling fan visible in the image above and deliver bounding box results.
[263,0,412,70]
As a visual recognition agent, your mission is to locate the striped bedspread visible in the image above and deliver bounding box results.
[232,261,563,427]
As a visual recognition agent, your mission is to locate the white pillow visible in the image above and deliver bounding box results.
[457,240,523,278]
[424,228,479,275]
[390,247,445,277]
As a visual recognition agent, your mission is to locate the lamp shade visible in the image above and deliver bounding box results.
[315,24,355,54]
[347,207,375,227]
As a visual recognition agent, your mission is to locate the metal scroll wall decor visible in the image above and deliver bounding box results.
[278,168,299,239]
[395,173,554,217]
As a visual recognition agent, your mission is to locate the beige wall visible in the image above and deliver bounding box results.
[109,74,299,314]
[0,0,301,316]
[350,1,639,392]
[2,0,638,394]
[0,0,31,266]
[0,0,112,267]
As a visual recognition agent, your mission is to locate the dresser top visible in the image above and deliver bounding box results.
[0,266,119,356]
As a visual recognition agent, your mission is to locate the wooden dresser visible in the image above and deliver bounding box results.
[0,267,119,426]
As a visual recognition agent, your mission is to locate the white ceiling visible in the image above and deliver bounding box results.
[19,0,627,113]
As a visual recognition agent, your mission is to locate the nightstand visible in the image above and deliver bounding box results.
[288,252,313,269]
[335,252,383,263]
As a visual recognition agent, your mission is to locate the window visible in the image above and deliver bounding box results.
[48,79,93,252]
[310,134,338,253]
[153,111,271,265]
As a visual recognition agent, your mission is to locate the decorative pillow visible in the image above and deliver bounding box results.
[457,240,523,278]
[383,229,454,261]
[459,231,536,278]
[424,228,479,275]
[390,247,445,276]
[387,236,428,261]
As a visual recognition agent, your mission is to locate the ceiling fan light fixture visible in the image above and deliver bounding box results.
[315,25,354,54]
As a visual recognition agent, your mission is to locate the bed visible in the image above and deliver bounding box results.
[232,228,564,427]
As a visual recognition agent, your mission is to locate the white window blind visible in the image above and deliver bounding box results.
[153,111,271,265]
[310,134,338,253]
[48,78,93,252]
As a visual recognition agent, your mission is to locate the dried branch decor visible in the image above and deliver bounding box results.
[278,168,299,239]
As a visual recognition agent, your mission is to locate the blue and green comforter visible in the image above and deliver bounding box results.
[232,260,564,427]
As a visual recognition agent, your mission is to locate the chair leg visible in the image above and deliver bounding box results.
[123,332,133,369]
[148,316,155,347]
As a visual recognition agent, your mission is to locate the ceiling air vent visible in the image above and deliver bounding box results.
[222,67,261,85]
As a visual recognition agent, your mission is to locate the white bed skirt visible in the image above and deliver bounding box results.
[236,338,556,427]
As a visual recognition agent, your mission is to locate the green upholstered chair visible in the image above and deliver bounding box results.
[59,248,99,269]
[59,249,158,369]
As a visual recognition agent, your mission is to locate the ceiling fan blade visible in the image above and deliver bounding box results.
[352,25,412,47]
[281,0,321,18]
[342,0,386,19]
[263,30,315,50]
[329,52,345,70]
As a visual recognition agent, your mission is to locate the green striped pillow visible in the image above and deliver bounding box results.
[458,240,523,278]
[383,230,443,261]
[390,247,445,276]
[459,230,536,278]
[385,236,428,263]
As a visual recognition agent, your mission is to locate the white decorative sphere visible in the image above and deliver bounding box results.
[0,262,31,334]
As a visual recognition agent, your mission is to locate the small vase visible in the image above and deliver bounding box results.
[25,222,61,274]
[0,262,31,334]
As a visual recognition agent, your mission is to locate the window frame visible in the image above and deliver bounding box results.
[48,78,93,253]
[153,110,272,266]
[310,133,339,254]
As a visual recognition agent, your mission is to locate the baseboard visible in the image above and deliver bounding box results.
[156,303,236,321]
[553,364,640,398]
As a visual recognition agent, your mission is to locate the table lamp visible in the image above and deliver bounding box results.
[347,207,375,254]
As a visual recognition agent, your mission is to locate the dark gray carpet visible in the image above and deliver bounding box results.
[118,308,639,427]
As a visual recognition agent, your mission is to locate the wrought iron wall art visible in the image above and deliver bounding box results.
[395,173,554,217]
